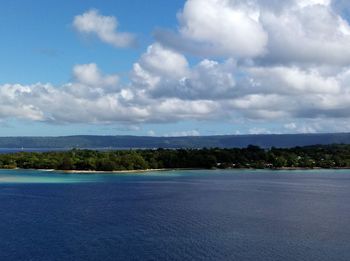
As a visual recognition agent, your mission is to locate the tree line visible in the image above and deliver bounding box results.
[0,144,350,171]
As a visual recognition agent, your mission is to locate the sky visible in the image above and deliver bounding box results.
[1,0,350,136]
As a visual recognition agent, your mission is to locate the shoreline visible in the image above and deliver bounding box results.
[1,167,350,174]
[0,167,200,174]
[62,168,170,174]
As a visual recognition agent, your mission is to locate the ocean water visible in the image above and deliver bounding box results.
[0,169,350,261]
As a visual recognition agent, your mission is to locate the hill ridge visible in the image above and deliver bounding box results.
[0,133,350,148]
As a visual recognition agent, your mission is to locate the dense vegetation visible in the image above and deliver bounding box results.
[1,133,350,149]
[0,144,350,171]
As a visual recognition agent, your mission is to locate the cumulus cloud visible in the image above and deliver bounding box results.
[73,63,118,87]
[73,9,135,48]
[0,62,221,124]
[131,43,189,91]
[136,43,189,79]
[245,66,340,95]
[132,44,237,99]
[4,0,350,134]
[2,47,350,131]
[147,0,350,131]
[177,59,237,99]
[260,2,350,65]
[156,0,268,58]
[156,0,350,65]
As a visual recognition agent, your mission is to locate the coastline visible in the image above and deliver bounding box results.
[1,167,350,174]
[0,167,199,174]
[61,168,169,174]
[58,167,350,173]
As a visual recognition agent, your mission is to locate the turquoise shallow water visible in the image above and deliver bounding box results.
[0,169,350,260]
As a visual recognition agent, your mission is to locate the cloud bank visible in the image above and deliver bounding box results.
[3,1,350,133]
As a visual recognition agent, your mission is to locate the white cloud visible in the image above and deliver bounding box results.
[73,63,118,87]
[284,122,297,130]
[3,49,350,132]
[67,2,350,130]
[246,66,340,95]
[283,122,318,133]
[156,0,350,66]
[64,63,120,99]
[73,9,135,48]
[248,127,272,135]
[5,1,350,134]
[131,43,189,91]
[137,43,189,79]
[149,98,219,122]
[298,0,331,8]
[156,0,268,58]
[132,44,237,99]
[260,3,350,65]
[147,130,156,136]
[0,63,223,124]
[163,130,200,137]
[178,59,236,99]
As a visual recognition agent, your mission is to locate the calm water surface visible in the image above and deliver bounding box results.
[0,169,350,261]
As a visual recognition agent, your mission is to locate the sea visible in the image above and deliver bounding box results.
[0,148,134,154]
[0,169,349,261]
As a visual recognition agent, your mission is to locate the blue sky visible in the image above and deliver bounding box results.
[1,0,350,136]
[0,0,184,84]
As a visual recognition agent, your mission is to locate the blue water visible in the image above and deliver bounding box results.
[0,148,149,154]
[0,169,350,261]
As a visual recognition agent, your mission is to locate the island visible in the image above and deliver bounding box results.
[0,144,349,171]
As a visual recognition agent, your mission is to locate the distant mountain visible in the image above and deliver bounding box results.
[1,133,350,149]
